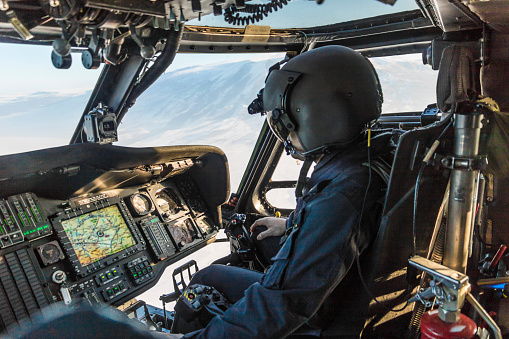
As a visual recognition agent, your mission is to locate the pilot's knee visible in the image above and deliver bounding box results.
[189,264,224,286]
[188,266,208,286]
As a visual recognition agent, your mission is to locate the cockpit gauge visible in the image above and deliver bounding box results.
[128,193,154,217]
[37,240,65,266]
[188,197,206,214]
[176,178,198,197]
[155,188,182,217]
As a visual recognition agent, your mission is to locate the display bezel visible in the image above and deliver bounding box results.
[165,216,202,250]
[52,196,145,277]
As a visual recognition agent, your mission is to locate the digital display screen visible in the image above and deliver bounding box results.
[61,205,136,267]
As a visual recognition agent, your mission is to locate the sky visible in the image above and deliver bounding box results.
[0,44,282,100]
[0,0,418,98]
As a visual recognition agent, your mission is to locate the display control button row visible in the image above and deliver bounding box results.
[94,267,122,286]
[101,280,129,302]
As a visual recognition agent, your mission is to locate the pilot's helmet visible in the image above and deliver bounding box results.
[262,45,383,158]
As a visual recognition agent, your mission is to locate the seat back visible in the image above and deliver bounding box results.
[321,123,451,338]
[360,122,451,337]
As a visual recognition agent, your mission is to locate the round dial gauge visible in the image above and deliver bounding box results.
[155,189,181,216]
[129,193,153,216]
[42,244,61,262]
[37,241,65,266]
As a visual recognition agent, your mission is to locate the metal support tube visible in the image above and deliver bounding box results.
[443,113,483,273]
[466,293,502,339]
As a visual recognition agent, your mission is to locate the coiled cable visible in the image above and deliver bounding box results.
[224,0,291,26]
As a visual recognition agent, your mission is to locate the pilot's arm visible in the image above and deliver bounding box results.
[182,165,380,338]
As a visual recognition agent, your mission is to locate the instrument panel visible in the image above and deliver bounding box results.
[0,143,229,335]
[0,173,220,334]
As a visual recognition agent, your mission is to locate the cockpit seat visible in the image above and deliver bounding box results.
[320,122,451,338]
[322,42,485,338]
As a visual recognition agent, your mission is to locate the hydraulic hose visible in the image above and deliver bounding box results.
[117,23,184,122]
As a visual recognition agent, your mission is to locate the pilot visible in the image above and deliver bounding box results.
[172,45,393,338]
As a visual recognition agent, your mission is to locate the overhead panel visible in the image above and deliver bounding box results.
[461,0,509,33]
[430,0,482,32]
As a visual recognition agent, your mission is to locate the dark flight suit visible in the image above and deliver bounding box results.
[182,134,391,338]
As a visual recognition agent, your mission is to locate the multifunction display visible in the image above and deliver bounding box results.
[53,197,145,277]
[61,205,136,267]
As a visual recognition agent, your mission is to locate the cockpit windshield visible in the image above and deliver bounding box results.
[188,0,419,29]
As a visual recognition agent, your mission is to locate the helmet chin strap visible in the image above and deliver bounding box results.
[282,140,313,198]
[285,132,365,161]
[295,159,313,198]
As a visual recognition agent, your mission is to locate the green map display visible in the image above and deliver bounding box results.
[62,205,136,267]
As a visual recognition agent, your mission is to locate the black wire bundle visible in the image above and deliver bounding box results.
[224,0,290,26]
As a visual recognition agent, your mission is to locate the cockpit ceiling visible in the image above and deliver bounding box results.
[0,1,421,37]
[0,0,442,57]
[462,0,509,33]
[421,0,509,33]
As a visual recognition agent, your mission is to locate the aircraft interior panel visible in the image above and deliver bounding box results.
[0,143,228,333]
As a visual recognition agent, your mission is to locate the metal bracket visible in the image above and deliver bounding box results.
[432,153,487,171]
[409,256,471,323]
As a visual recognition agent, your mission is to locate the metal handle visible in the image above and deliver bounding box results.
[465,292,502,339]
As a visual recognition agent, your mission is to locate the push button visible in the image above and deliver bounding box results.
[106,272,114,280]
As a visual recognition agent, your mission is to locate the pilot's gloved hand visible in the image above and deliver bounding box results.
[250,217,287,240]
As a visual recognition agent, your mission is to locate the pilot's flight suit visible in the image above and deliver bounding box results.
[182,134,392,338]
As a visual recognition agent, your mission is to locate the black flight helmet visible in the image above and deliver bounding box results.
[262,45,383,158]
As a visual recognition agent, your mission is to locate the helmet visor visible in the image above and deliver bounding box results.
[262,70,301,113]
[263,69,301,144]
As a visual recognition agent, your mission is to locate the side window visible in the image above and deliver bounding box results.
[371,54,438,114]
[264,153,315,210]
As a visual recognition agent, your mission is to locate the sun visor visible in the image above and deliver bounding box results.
[262,70,302,112]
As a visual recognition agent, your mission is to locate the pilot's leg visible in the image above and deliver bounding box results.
[189,264,262,302]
